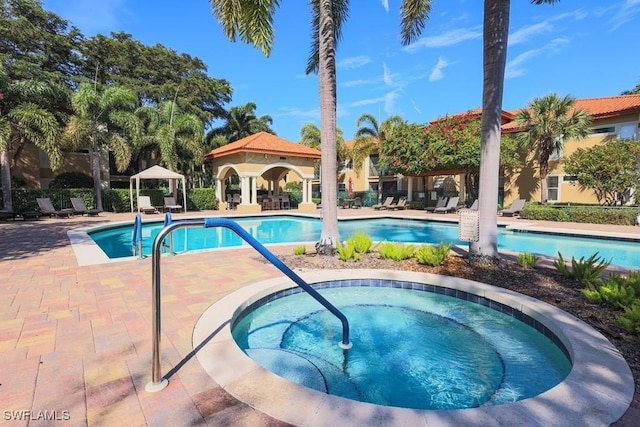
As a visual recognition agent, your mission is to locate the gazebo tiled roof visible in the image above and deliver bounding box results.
[204,132,321,160]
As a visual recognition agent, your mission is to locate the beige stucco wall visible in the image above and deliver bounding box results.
[11,144,92,188]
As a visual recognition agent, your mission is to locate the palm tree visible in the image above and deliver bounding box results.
[300,122,347,181]
[473,0,559,260]
[351,114,406,204]
[515,93,591,203]
[63,83,140,211]
[0,70,64,211]
[136,100,205,175]
[207,101,275,144]
[208,0,429,254]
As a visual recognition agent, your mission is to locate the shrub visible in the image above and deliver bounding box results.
[336,241,360,262]
[293,245,307,255]
[516,252,538,269]
[553,252,611,286]
[582,271,640,308]
[377,242,415,261]
[346,232,373,254]
[618,302,640,335]
[415,242,452,266]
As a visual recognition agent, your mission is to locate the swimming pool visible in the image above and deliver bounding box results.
[88,215,640,268]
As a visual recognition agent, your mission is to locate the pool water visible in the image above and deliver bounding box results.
[232,285,572,410]
[89,215,640,268]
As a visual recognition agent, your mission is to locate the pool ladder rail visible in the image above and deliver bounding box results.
[145,217,352,393]
[131,212,175,259]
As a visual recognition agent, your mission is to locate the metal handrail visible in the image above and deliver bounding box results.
[145,217,352,392]
[132,214,143,258]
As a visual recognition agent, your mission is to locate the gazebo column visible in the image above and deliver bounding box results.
[407,177,414,201]
[297,177,317,212]
[251,176,258,206]
[215,178,228,210]
[236,174,261,213]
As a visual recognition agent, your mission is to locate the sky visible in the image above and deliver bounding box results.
[42,0,640,142]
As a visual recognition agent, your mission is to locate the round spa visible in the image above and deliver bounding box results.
[193,270,634,426]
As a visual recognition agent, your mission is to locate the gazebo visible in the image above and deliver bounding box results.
[129,165,187,213]
[204,132,321,213]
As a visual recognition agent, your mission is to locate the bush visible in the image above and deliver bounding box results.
[293,245,307,255]
[553,252,611,286]
[618,302,640,335]
[377,242,415,261]
[415,242,452,266]
[516,252,538,269]
[521,205,640,226]
[582,271,640,308]
[346,232,373,254]
[336,241,360,261]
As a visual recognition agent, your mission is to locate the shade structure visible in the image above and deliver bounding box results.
[129,165,187,213]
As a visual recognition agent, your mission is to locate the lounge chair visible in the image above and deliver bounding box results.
[425,197,448,212]
[70,197,101,216]
[434,196,459,214]
[500,199,526,217]
[36,197,73,218]
[163,196,182,213]
[460,199,478,211]
[373,197,394,210]
[389,197,407,210]
[137,196,159,214]
[352,197,363,208]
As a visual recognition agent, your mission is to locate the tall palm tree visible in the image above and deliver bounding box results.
[351,114,406,204]
[300,122,348,179]
[208,0,429,254]
[515,93,591,203]
[63,83,140,211]
[206,101,274,144]
[473,0,559,260]
[136,100,205,174]
[0,70,64,211]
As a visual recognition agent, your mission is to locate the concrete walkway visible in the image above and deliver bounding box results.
[0,208,638,426]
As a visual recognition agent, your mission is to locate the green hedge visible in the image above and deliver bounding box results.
[6,188,218,213]
[520,205,640,226]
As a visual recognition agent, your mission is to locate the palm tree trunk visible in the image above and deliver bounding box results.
[91,144,104,211]
[316,0,340,255]
[471,0,510,260]
[1,150,13,211]
[539,154,550,204]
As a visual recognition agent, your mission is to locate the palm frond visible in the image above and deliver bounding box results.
[400,0,431,46]
[108,134,133,173]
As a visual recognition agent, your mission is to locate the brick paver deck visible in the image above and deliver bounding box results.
[0,208,637,426]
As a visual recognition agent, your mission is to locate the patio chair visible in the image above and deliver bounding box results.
[434,196,459,214]
[389,197,407,210]
[36,197,73,218]
[70,197,101,216]
[425,197,448,212]
[500,199,526,217]
[352,197,363,208]
[163,196,182,213]
[459,199,478,211]
[373,197,394,210]
[137,196,159,214]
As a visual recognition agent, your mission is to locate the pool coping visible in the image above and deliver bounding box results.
[193,269,634,427]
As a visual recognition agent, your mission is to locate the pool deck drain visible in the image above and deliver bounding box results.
[0,209,639,426]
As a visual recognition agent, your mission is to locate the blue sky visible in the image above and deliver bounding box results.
[42,0,640,142]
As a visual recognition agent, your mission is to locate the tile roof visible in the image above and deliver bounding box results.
[502,94,640,132]
[204,132,321,160]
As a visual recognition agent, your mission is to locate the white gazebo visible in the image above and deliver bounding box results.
[129,165,187,212]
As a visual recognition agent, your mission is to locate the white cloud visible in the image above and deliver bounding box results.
[505,38,569,79]
[381,0,389,13]
[350,97,386,107]
[342,79,374,88]
[410,99,422,115]
[509,22,554,46]
[429,57,448,82]
[382,62,395,85]
[384,91,399,115]
[337,56,372,70]
[403,27,482,53]
[608,0,640,30]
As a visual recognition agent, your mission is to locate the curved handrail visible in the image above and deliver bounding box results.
[132,214,143,258]
[145,217,352,392]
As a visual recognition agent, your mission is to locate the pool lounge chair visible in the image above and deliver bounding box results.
[389,197,407,210]
[70,197,101,216]
[434,196,459,214]
[500,199,525,217]
[163,196,182,213]
[459,199,478,211]
[425,197,448,212]
[36,197,73,218]
[137,196,159,214]
[372,197,394,210]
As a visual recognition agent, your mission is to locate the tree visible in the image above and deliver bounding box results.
[0,73,64,210]
[207,101,275,144]
[515,93,591,204]
[136,100,205,179]
[63,83,140,211]
[208,0,429,254]
[473,0,560,261]
[564,139,640,206]
[351,114,406,203]
[299,122,347,178]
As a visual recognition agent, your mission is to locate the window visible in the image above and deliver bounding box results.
[39,150,51,168]
[619,123,638,140]
[338,183,346,192]
[547,176,559,202]
[549,146,563,160]
[592,126,615,135]
[342,159,353,170]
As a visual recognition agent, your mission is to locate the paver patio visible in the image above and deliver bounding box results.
[0,208,638,426]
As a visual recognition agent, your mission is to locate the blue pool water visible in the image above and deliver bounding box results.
[89,215,640,268]
[232,284,572,409]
